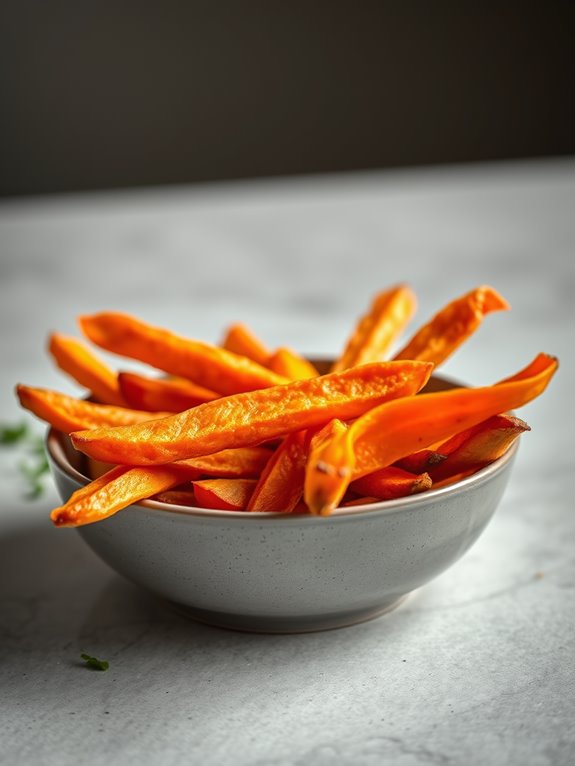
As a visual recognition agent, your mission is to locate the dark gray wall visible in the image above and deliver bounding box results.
[1,1,574,196]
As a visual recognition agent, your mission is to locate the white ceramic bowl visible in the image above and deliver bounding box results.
[46,378,519,633]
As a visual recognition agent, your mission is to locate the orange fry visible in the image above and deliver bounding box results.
[394,449,447,474]
[180,447,272,478]
[16,385,170,434]
[71,360,433,466]
[267,348,319,380]
[79,312,287,396]
[84,445,271,481]
[349,354,555,476]
[153,489,198,506]
[118,372,218,412]
[351,466,432,500]
[393,285,509,366]
[304,419,355,516]
[332,284,417,372]
[247,430,310,512]
[51,442,271,526]
[428,414,530,482]
[48,333,126,406]
[221,323,270,367]
[193,479,257,511]
[51,463,199,527]
[304,354,558,515]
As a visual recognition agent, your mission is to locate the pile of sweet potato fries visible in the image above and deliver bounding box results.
[15,285,557,525]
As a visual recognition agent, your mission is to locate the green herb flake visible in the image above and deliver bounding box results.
[1,420,51,498]
[81,653,109,671]
[18,453,50,499]
[0,422,28,445]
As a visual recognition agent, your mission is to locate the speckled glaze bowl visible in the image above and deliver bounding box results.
[46,378,519,633]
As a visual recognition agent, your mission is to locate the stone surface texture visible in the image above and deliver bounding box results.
[1,159,574,765]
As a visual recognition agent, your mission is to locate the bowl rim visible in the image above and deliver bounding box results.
[46,425,519,524]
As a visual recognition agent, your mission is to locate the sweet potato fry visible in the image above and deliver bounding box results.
[428,415,530,482]
[153,489,197,506]
[48,333,126,406]
[16,385,170,433]
[80,312,287,395]
[51,443,271,526]
[394,449,447,474]
[86,446,270,481]
[351,466,432,500]
[180,447,272,478]
[118,372,218,412]
[51,463,199,527]
[193,479,257,511]
[332,284,417,372]
[247,430,310,512]
[393,285,509,366]
[267,348,319,380]
[304,353,557,515]
[71,360,433,465]
[221,323,270,367]
[304,420,356,516]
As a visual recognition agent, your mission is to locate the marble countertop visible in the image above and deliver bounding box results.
[1,159,574,766]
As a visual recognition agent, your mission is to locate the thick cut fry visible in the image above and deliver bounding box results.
[153,489,197,506]
[87,446,271,481]
[118,372,218,412]
[304,354,557,515]
[58,465,130,506]
[428,415,530,482]
[16,385,170,433]
[267,348,319,380]
[52,443,270,526]
[80,312,287,395]
[351,467,432,500]
[48,333,126,406]
[393,285,509,366]
[193,479,257,511]
[179,447,272,478]
[394,449,447,474]
[350,355,555,477]
[51,463,199,527]
[221,323,270,367]
[304,420,355,516]
[331,284,417,372]
[71,361,433,465]
[247,431,310,512]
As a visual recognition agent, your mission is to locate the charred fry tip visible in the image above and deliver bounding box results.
[50,510,71,527]
[14,383,28,400]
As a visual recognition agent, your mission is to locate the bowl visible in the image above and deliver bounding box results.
[46,375,519,633]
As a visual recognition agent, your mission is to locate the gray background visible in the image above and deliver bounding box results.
[1,1,574,197]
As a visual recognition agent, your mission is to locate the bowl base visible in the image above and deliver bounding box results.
[166,594,409,634]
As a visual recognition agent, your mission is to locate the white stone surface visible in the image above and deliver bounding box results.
[1,159,574,765]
